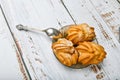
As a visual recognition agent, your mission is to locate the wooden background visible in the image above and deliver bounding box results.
[0,0,120,80]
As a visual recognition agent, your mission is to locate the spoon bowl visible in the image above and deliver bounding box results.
[16,24,89,69]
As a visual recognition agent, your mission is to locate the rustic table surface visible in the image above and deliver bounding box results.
[0,0,120,80]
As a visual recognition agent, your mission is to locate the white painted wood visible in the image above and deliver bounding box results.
[0,0,120,80]
[0,8,24,80]
[0,0,77,80]
[90,0,120,41]
[61,0,120,79]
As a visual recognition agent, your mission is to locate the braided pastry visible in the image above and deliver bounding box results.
[65,23,96,44]
[52,38,78,66]
[51,23,106,67]
[76,42,106,65]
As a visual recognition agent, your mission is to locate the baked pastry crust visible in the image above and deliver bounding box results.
[65,23,96,44]
[52,38,78,66]
[51,23,106,67]
[76,42,106,65]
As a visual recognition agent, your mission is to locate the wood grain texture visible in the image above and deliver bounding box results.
[54,0,120,79]
[0,0,120,80]
[90,0,120,41]
[0,7,25,80]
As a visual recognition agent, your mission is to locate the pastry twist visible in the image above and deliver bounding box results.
[76,42,106,65]
[65,23,96,44]
[52,38,78,66]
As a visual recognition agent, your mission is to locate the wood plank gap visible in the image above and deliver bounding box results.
[0,4,32,80]
[60,0,77,24]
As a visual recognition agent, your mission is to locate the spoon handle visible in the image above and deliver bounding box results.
[16,24,44,32]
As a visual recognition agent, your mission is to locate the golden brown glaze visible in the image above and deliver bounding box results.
[51,23,106,67]
[76,42,106,65]
[52,38,78,66]
[65,23,96,44]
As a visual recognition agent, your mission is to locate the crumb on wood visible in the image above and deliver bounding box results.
[96,72,105,79]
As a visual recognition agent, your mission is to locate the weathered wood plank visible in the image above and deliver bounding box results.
[61,0,120,79]
[0,6,25,80]
[50,0,114,80]
[0,0,80,80]
[90,0,120,41]
[0,0,100,80]
[1,0,120,80]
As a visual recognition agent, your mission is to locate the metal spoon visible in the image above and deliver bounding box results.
[16,24,88,69]
[16,24,61,38]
